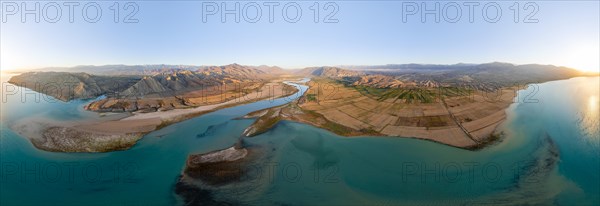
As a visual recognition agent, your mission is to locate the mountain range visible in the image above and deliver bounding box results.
[8,62,594,102]
[9,64,280,101]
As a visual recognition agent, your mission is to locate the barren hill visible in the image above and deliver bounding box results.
[8,72,139,101]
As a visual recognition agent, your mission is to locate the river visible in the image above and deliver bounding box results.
[0,75,598,205]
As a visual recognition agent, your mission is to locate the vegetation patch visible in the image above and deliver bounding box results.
[355,85,473,103]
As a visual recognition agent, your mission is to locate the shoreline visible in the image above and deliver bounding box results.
[239,79,522,150]
[8,81,299,153]
[6,76,585,152]
[240,101,508,150]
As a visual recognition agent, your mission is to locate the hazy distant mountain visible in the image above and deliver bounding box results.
[30,64,288,76]
[9,62,593,101]
[198,63,269,79]
[253,65,288,75]
[336,62,590,89]
[339,63,477,72]
[32,65,200,76]
[296,66,363,78]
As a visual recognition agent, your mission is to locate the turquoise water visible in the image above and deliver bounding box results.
[1,75,598,205]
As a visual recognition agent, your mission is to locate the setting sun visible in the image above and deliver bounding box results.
[563,44,600,73]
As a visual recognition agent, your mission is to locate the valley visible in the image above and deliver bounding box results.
[5,62,593,152]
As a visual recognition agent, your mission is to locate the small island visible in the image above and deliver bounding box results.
[176,63,594,204]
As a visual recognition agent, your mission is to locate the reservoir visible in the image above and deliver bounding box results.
[0,75,598,205]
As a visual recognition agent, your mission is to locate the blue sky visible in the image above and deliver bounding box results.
[1,1,599,72]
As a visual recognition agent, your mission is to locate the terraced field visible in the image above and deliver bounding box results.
[298,78,517,148]
[355,85,473,103]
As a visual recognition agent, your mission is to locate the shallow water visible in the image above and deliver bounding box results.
[0,75,598,205]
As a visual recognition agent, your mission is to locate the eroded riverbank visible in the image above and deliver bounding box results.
[8,81,299,152]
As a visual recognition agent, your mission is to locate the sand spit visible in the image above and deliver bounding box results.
[10,117,146,152]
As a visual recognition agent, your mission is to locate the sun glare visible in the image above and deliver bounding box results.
[563,44,600,73]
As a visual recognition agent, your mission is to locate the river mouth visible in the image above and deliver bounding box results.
[0,77,598,205]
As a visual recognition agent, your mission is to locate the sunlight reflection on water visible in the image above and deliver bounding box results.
[581,84,599,139]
